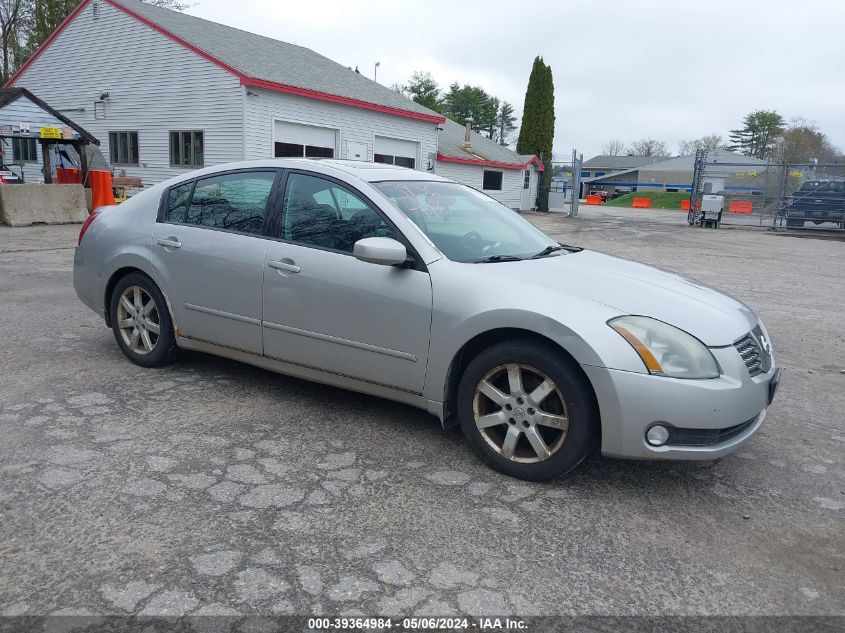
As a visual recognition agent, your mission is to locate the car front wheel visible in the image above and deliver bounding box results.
[109,272,175,368]
[457,340,599,480]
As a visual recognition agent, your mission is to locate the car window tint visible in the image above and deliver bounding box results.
[165,183,192,222]
[282,173,394,252]
[184,172,276,235]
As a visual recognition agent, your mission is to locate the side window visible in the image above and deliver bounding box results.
[164,183,193,222]
[282,173,394,252]
[172,171,276,235]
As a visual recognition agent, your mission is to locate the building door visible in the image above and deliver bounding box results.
[521,169,532,210]
[346,141,368,160]
[273,120,337,158]
[374,136,419,169]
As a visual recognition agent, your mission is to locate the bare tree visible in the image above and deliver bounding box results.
[0,0,25,84]
[678,134,726,156]
[629,137,669,157]
[145,0,191,8]
[601,139,626,156]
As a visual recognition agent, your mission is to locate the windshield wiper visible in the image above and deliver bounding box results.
[474,254,524,263]
[531,243,583,258]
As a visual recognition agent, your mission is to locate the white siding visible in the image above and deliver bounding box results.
[244,87,438,170]
[12,1,243,186]
[434,161,525,210]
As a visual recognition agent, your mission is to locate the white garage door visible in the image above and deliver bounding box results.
[374,135,419,169]
[274,120,337,158]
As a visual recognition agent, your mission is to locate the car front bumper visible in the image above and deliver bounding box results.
[583,345,780,460]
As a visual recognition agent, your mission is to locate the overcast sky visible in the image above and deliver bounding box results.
[185,0,845,161]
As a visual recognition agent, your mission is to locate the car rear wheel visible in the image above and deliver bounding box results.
[109,272,175,368]
[457,340,599,481]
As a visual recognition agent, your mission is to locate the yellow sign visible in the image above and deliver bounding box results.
[39,127,61,139]
[789,170,803,178]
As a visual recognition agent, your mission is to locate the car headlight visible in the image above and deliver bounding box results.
[608,316,720,379]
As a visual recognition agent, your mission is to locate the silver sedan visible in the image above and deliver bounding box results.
[73,159,781,480]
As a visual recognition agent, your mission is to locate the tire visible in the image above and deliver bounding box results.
[457,339,599,481]
[109,272,175,368]
[785,216,802,229]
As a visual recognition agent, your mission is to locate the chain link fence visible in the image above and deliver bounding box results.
[691,150,845,231]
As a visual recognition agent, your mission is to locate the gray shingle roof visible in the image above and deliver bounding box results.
[437,118,537,166]
[111,0,443,120]
[581,155,667,170]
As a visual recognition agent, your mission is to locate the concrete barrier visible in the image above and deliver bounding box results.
[0,184,90,226]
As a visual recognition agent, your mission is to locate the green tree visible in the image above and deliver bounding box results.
[495,101,517,145]
[402,71,441,113]
[516,56,555,211]
[442,83,499,137]
[728,110,785,159]
[28,0,78,53]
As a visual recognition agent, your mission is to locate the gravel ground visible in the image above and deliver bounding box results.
[0,207,843,620]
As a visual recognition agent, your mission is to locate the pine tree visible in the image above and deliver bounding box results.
[495,102,516,145]
[728,110,785,159]
[517,56,555,211]
[402,71,441,113]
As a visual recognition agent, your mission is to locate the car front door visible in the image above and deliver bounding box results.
[261,171,432,393]
[150,169,281,355]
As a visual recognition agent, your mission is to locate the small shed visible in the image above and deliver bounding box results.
[0,87,99,184]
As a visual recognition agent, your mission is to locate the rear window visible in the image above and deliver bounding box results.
[799,181,844,193]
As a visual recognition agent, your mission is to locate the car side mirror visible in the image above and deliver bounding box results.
[353,237,409,266]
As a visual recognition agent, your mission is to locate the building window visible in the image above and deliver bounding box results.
[593,171,605,177]
[11,137,37,162]
[108,131,139,165]
[374,153,415,169]
[523,170,530,189]
[482,170,503,191]
[580,171,590,178]
[666,188,679,193]
[274,142,334,159]
[170,131,204,167]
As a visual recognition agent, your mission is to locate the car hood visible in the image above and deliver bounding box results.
[468,250,758,346]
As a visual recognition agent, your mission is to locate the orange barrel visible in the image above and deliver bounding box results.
[632,197,652,208]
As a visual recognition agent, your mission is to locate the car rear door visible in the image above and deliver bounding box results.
[261,170,433,393]
[150,169,282,355]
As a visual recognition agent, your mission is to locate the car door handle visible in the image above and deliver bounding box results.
[268,260,300,273]
[156,238,182,248]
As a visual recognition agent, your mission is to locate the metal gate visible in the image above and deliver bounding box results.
[692,150,845,231]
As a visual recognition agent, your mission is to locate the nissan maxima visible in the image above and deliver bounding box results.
[73,159,781,480]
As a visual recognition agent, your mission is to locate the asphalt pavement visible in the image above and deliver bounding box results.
[0,207,843,621]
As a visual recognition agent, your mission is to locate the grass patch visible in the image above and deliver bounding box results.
[604,191,690,209]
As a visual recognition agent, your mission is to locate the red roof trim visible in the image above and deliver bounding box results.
[5,0,92,87]
[241,78,445,124]
[436,152,545,172]
[10,0,446,124]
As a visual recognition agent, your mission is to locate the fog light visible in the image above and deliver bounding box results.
[646,424,670,447]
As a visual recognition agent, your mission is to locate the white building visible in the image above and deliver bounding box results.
[8,0,541,210]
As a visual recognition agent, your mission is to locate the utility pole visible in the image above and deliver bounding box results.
[374,61,381,82]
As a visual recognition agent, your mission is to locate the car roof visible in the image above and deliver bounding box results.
[177,158,450,184]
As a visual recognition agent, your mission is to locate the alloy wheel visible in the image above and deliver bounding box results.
[116,286,161,355]
[472,363,569,463]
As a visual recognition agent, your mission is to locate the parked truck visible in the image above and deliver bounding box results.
[782,180,845,229]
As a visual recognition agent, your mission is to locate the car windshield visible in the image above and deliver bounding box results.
[373,180,559,262]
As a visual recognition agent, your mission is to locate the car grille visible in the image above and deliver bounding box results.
[734,327,772,377]
[666,417,758,447]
